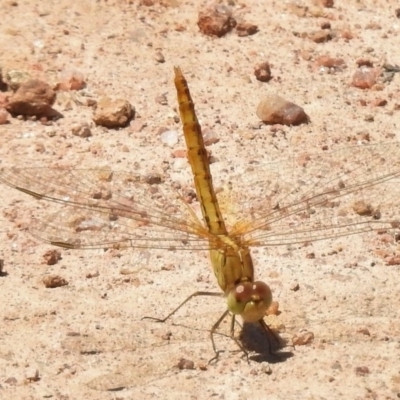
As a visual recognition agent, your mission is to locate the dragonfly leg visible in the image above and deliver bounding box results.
[143,292,251,363]
[208,309,229,364]
[142,291,222,323]
[208,310,249,364]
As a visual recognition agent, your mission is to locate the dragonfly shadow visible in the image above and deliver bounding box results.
[239,321,293,363]
[153,315,293,363]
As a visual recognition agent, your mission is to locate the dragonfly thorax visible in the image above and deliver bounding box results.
[209,244,255,293]
[209,243,272,323]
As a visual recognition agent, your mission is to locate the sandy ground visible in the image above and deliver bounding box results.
[1,0,400,399]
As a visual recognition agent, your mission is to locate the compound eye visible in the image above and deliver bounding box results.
[227,282,253,315]
[253,281,272,304]
[227,281,272,323]
[233,282,254,303]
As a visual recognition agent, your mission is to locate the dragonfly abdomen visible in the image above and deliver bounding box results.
[174,66,227,236]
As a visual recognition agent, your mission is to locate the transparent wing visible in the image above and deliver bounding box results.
[0,168,212,250]
[1,142,400,251]
[222,141,400,246]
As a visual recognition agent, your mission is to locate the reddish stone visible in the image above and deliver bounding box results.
[254,62,272,82]
[197,6,236,38]
[256,94,309,126]
[6,79,58,118]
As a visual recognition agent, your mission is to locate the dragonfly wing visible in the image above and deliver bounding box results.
[222,142,400,246]
[0,167,212,250]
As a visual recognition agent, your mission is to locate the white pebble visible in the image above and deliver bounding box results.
[160,130,178,147]
[172,158,187,171]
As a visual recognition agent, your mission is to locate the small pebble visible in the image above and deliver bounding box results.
[155,93,168,105]
[172,158,187,171]
[86,271,100,278]
[177,358,195,370]
[197,4,237,37]
[314,56,345,70]
[202,128,219,145]
[371,98,387,107]
[160,130,178,147]
[71,122,92,138]
[143,173,162,185]
[356,59,373,68]
[236,22,258,37]
[266,300,280,316]
[354,366,370,376]
[172,149,187,158]
[331,361,343,370]
[352,67,380,89]
[356,327,371,336]
[352,200,373,216]
[5,377,18,386]
[198,363,208,371]
[154,51,165,63]
[313,0,334,6]
[260,363,273,375]
[254,62,272,82]
[93,97,134,128]
[43,275,68,288]
[43,249,62,265]
[364,114,374,122]
[57,69,86,91]
[292,329,314,346]
[256,94,309,126]
[6,79,58,118]
[308,30,333,43]
[320,21,331,29]
[386,256,400,266]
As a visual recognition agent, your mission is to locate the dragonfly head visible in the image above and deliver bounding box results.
[227,281,272,323]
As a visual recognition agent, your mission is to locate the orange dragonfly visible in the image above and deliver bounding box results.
[1,67,400,360]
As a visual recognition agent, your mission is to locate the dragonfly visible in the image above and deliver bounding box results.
[1,67,400,361]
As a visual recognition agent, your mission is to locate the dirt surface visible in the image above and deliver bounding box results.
[1,1,400,399]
